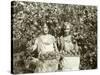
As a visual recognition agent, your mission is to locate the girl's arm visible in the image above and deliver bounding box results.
[54,41,59,53]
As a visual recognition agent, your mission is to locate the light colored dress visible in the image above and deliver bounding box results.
[60,35,80,71]
[33,34,59,72]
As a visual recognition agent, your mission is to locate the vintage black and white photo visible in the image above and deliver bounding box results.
[11,1,97,74]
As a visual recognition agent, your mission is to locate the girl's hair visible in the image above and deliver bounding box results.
[41,21,50,29]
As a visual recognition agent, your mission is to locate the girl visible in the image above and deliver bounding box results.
[29,23,59,72]
[60,22,80,71]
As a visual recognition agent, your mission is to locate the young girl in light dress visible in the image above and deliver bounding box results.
[28,23,59,72]
[60,22,80,71]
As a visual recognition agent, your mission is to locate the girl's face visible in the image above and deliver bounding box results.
[64,24,71,34]
[43,24,49,34]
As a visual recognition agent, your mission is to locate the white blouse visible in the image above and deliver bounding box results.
[34,34,56,54]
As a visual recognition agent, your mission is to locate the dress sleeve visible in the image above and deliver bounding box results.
[60,36,64,51]
[32,38,38,51]
[52,36,59,53]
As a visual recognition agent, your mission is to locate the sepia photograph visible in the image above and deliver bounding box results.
[11,1,97,74]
